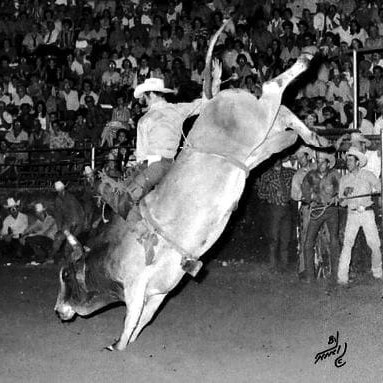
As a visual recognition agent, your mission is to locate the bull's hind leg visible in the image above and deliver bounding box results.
[128,293,167,343]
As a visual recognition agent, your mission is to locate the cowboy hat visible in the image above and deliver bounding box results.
[350,132,371,148]
[54,181,65,191]
[35,203,46,213]
[83,165,93,176]
[316,151,336,169]
[358,107,367,119]
[3,197,20,209]
[295,146,314,160]
[346,146,367,167]
[133,78,175,99]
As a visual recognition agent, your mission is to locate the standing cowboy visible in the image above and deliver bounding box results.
[257,158,295,270]
[337,147,382,285]
[301,152,340,282]
[290,146,316,275]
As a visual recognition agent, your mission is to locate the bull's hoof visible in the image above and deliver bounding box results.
[182,260,203,277]
[105,339,126,351]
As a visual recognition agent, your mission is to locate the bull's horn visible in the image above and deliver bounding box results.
[203,19,231,100]
[64,230,84,261]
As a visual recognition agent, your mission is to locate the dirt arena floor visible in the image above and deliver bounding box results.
[1,188,383,383]
[1,242,383,383]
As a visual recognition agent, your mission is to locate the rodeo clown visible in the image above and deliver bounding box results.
[337,147,382,286]
[126,69,221,202]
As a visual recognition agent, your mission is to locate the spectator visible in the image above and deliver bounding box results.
[301,152,340,283]
[80,80,99,107]
[49,119,74,150]
[60,79,80,120]
[5,119,28,161]
[348,107,376,134]
[0,198,28,260]
[337,147,382,286]
[257,158,295,270]
[102,60,121,86]
[21,203,58,263]
[29,119,49,150]
[13,85,33,108]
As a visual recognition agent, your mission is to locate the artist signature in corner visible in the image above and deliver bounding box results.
[314,331,347,368]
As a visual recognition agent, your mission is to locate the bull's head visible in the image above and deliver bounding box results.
[54,231,87,321]
[54,231,123,321]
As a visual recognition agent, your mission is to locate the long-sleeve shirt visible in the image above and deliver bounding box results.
[135,98,203,164]
[257,167,295,206]
[339,168,381,210]
[24,214,57,240]
[1,212,28,239]
[301,169,340,205]
[291,164,316,202]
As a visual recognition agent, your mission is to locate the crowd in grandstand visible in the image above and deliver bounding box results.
[0,0,382,168]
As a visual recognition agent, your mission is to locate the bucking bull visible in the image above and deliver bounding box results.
[55,22,328,351]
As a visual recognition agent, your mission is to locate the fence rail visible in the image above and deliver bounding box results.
[0,131,381,188]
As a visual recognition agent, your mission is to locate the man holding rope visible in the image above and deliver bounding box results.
[301,152,340,283]
[337,147,382,286]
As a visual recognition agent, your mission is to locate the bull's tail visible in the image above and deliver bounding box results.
[203,19,231,100]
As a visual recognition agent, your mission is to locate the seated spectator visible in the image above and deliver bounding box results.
[57,18,75,52]
[83,95,107,144]
[60,79,79,120]
[112,94,132,130]
[136,54,152,84]
[19,103,34,134]
[0,139,12,175]
[120,59,137,90]
[235,54,253,88]
[280,36,300,66]
[322,106,341,129]
[13,85,33,108]
[98,83,117,108]
[0,84,10,106]
[29,119,50,149]
[0,198,28,260]
[101,60,121,86]
[49,119,74,149]
[0,38,17,63]
[348,107,377,135]
[104,152,122,179]
[0,100,12,130]
[80,80,99,107]
[5,119,28,161]
[22,22,44,56]
[21,203,57,263]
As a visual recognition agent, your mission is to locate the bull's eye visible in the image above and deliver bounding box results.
[62,268,70,281]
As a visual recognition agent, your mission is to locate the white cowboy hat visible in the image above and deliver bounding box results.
[358,107,367,119]
[316,151,336,169]
[83,165,93,175]
[35,203,46,213]
[54,181,65,191]
[350,132,371,148]
[4,197,20,209]
[347,146,367,167]
[133,78,175,99]
[295,146,314,160]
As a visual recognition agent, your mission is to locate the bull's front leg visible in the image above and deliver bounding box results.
[129,293,167,343]
[106,267,156,351]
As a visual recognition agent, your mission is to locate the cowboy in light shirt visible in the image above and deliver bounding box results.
[126,60,222,202]
[1,198,28,259]
[337,147,382,285]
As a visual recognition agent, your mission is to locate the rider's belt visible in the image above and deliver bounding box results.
[350,206,373,212]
